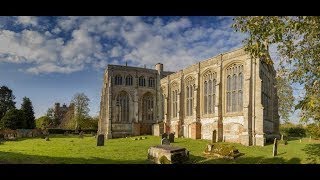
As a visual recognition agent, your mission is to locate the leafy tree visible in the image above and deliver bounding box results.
[0,109,25,129]
[276,71,295,123]
[46,108,59,127]
[0,86,16,120]
[233,16,320,123]
[21,97,35,129]
[306,123,320,139]
[35,116,51,129]
[71,93,90,130]
[79,116,98,130]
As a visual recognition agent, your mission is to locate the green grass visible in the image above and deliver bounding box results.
[0,135,319,164]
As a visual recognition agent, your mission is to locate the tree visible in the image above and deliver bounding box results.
[233,16,320,123]
[0,109,25,129]
[276,71,295,123]
[71,93,90,130]
[21,97,35,129]
[0,86,16,120]
[46,108,59,127]
[35,116,51,129]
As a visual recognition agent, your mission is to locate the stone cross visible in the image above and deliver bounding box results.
[162,133,168,139]
[161,138,170,145]
[169,133,174,143]
[97,134,105,146]
[272,138,278,157]
[212,130,217,143]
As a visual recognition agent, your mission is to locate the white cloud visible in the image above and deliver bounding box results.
[0,16,245,74]
[16,16,38,27]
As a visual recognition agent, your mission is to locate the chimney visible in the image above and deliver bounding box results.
[155,63,163,74]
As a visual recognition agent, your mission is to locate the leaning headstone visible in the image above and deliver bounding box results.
[97,134,105,146]
[162,133,168,139]
[169,133,174,143]
[272,138,278,157]
[45,136,50,141]
[161,138,170,145]
[212,130,217,143]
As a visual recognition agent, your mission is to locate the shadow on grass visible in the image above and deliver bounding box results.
[187,153,301,164]
[0,151,152,164]
[302,143,320,164]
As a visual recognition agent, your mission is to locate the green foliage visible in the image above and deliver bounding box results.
[233,16,320,123]
[36,116,51,129]
[276,73,295,123]
[306,123,320,139]
[46,108,59,127]
[21,97,35,129]
[0,86,16,120]
[0,109,26,129]
[280,123,306,137]
[71,93,90,130]
[79,116,98,130]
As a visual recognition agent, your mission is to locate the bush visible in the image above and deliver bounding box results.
[47,128,97,134]
[280,123,306,137]
[36,116,51,129]
[159,156,171,164]
[306,123,320,138]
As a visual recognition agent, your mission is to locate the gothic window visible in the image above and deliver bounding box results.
[161,94,165,119]
[148,77,155,87]
[203,71,216,115]
[261,69,271,121]
[125,75,133,86]
[114,75,122,85]
[185,77,195,116]
[142,93,154,122]
[116,91,129,122]
[172,90,178,118]
[139,76,145,86]
[226,64,243,113]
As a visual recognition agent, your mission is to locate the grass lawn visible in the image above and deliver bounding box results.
[0,135,319,164]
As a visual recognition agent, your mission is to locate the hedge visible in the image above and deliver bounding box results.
[47,128,97,134]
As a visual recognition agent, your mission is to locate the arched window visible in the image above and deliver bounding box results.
[142,93,154,122]
[139,76,145,86]
[185,77,195,116]
[116,91,129,122]
[226,64,243,112]
[172,90,178,118]
[161,94,165,119]
[125,75,133,86]
[148,77,155,87]
[114,75,122,85]
[203,71,216,115]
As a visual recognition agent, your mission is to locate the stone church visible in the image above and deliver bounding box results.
[98,47,280,146]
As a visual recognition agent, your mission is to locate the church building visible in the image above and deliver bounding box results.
[98,47,280,146]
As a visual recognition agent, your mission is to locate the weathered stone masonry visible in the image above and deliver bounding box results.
[99,47,280,146]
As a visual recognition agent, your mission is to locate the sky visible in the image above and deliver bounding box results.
[0,16,303,123]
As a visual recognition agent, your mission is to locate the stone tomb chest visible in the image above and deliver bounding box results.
[148,145,189,164]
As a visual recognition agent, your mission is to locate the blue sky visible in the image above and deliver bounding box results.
[0,16,302,123]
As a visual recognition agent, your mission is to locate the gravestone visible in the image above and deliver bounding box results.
[281,134,284,141]
[97,134,105,146]
[79,131,84,138]
[161,138,170,145]
[212,130,217,143]
[162,133,168,139]
[45,136,50,141]
[169,133,174,143]
[309,136,312,142]
[272,138,278,157]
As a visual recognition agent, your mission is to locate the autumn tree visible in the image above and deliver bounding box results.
[233,16,320,123]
